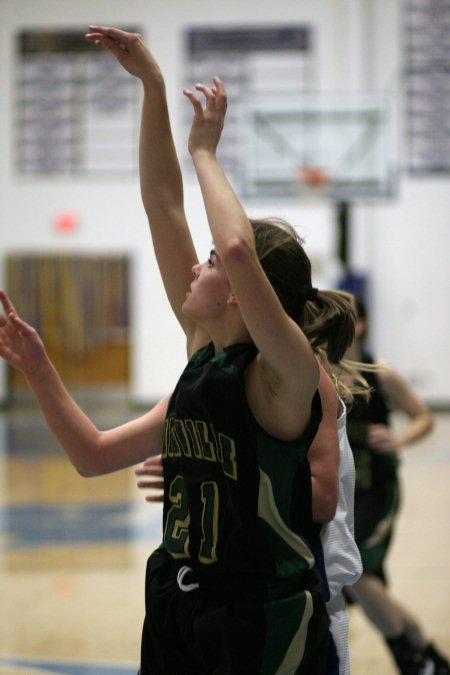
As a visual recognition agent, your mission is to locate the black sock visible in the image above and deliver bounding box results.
[385,633,427,675]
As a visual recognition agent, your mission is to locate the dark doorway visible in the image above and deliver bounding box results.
[6,254,130,392]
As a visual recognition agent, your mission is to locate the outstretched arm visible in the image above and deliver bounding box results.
[0,289,168,476]
[184,79,318,439]
[85,27,205,350]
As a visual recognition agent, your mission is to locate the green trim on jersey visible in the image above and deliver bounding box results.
[258,469,315,581]
[360,479,400,574]
[256,425,315,585]
[262,590,313,674]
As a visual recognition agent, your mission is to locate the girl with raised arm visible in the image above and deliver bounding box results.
[82,27,356,673]
[0,26,360,674]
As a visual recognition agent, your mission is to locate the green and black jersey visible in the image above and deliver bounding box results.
[162,341,322,600]
[346,352,400,581]
[346,352,399,493]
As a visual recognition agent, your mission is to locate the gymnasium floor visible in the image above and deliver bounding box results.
[0,393,449,675]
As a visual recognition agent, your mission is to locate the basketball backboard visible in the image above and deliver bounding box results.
[242,92,398,202]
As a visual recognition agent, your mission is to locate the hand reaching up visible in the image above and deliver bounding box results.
[0,289,47,377]
[183,76,227,158]
[85,26,162,83]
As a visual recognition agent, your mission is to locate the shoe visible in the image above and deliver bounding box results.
[424,644,450,675]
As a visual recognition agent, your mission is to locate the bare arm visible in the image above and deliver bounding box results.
[85,27,206,351]
[184,78,318,439]
[309,366,340,523]
[0,289,168,476]
[369,363,433,452]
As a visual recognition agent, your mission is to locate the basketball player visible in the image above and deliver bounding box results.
[344,296,449,675]
[0,25,358,674]
[83,25,360,674]
[135,368,362,675]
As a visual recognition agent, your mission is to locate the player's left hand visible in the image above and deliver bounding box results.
[135,454,164,502]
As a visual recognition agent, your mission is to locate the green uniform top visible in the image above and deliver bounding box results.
[162,341,322,601]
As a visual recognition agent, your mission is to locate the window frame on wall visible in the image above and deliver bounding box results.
[403,0,450,175]
[14,28,141,177]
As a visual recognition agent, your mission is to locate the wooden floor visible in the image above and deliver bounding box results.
[0,396,449,675]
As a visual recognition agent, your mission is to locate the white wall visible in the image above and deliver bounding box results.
[0,0,449,406]
[352,0,450,405]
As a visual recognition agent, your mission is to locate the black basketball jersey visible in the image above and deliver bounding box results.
[347,352,399,491]
[161,341,322,600]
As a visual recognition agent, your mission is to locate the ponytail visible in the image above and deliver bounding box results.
[248,217,371,403]
[302,289,356,363]
[302,289,374,405]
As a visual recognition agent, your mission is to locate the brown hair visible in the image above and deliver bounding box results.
[250,217,355,364]
[250,217,373,403]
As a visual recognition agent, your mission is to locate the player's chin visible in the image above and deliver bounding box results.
[181,297,193,315]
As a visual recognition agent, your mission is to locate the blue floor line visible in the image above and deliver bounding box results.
[0,656,137,674]
[0,500,163,552]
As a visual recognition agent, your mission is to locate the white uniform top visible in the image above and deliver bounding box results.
[321,398,362,675]
[322,399,362,599]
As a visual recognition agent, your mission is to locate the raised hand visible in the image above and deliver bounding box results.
[85,26,160,82]
[183,76,227,158]
[135,454,164,503]
[0,289,47,376]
